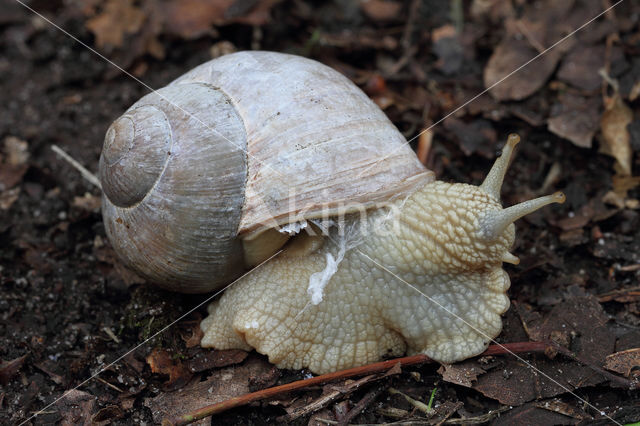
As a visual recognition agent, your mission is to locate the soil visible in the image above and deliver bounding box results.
[1,0,639,425]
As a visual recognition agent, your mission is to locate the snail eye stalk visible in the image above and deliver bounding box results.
[480,133,520,200]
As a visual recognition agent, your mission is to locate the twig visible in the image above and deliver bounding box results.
[102,327,121,344]
[94,376,123,393]
[337,387,383,426]
[442,406,511,424]
[163,342,550,425]
[281,374,381,422]
[388,387,432,414]
[50,144,101,190]
[401,0,421,53]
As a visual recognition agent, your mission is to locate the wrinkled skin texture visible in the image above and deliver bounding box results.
[201,181,515,374]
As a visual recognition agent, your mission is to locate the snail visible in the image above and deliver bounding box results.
[99,51,565,374]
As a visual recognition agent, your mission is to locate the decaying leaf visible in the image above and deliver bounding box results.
[144,356,274,424]
[4,136,29,165]
[547,93,600,148]
[604,348,640,378]
[146,348,193,391]
[0,355,27,385]
[54,389,97,424]
[72,192,101,212]
[484,37,561,101]
[359,0,402,22]
[83,0,281,65]
[0,187,20,210]
[85,0,145,49]
[600,92,633,176]
[438,362,485,387]
[186,349,248,373]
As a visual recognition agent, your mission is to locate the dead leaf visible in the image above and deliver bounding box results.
[187,349,248,372]
[164,0,280,38]
[494,401,589,425]
[469,297,615,406]
[557,44,618,92]
[443,117,497,158]
[0,187,20,210]
[146,348,193,391]
[144,356,273,424]
[484,37,561,101]
[0,355,27,385]
[604,348,640,378]
[92,405,125,424]
[439,362,485,387]
[54,389,97,426]
[432,25,464,75]
[534,398,590,420]
[0,138,29,191]
[359,0,402,22]
[548,93,600,148]
[470,0,515,23]
[629,81,640,101]
[72,192,101,212]
[85,0,145,49]
[600,92,633,176]
[4,136,29,165]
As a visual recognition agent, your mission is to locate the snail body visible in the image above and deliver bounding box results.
[99,51,564,373]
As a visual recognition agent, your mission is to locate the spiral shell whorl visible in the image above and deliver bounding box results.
[100,105,172,207]
[99,83,248,293]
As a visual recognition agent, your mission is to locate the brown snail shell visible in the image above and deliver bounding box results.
[99,51,433,293]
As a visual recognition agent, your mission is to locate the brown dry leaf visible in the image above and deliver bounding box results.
[92,405,125,424]
[72,192,101,212]
[495,401,589,425]
[359,0,402,22]
[438,362,485,387]
[187,349,248,373]
[443,117,497,158]
[0,137,29,192]
[144,356,273,424]
[146,348,193,391]
[629,81,640,101]
[85,0,145,49]
[609,175,640,207]
[470,0,515,23]
[54,389,97,425]
[600,92,633,176]
[604,348,640,378]
[0,187,20,210]
[432,25,463,75]
[4,136,29,165]
[0,355,27,385]
[163,0,281,39]
[469,296,614,406]
[484,0,580,101]
[534,398,590,420]
[484,37,561,101]
[557,44,615,92]
[181,319,204,349]
[548,93,600,148]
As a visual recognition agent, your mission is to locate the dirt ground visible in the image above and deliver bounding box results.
[1,0,639,424]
